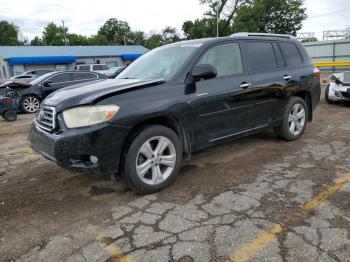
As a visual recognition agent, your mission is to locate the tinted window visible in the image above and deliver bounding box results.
[244,41,277,72]
[272,42,286,67]
[279,42,303,66]
[93,65,108,71]
[198,42,243,77]
[72,72,95,80]
[78,65,90,71]
[48,73,70,83]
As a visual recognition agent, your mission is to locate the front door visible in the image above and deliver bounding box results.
[42,72,72,97]
[189,42,253,144]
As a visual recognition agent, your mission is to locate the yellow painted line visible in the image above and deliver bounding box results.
[87,225,133,262]
[313,61,350,67]
[303,173,350,211]
[228,224,284,262]
[227,173,350,262]
[96,234,133,262]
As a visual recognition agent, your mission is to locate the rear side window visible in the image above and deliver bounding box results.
[72,72,96,80]
[243,41,277,72]
[78,65,90,71]
[48,73,70,83]
[198,42,243,77]
[279,42,303,66]
[93,65,108,71]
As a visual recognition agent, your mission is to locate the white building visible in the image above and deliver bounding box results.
[0,45,148,79]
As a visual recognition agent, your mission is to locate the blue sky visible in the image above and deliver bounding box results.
[1,0,349,41]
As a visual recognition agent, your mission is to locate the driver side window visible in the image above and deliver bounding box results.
[198,42,243,77]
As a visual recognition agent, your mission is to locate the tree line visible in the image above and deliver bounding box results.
[0,0,307,49]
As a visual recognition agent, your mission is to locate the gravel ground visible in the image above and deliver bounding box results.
[0,90,349,262]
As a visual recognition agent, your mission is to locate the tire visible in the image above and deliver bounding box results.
[2,111,17,122]
[20,95,40,114]
[122,125,183,194]
[274,97,308,141]
[325,85,334,104]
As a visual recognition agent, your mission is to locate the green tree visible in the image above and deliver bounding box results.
[30,36,43,45]
[200,0,253,34]
[145,33,164,49]
[67,33,90,45]
[161,27,180,44]
[0,20,20,45]
[234,0,307,35]
[42,22,67,45]
[98,18,131,45]
[127,31,146,45]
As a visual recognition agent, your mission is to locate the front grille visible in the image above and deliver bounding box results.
[341,92,350,99]
[35,106,57,131]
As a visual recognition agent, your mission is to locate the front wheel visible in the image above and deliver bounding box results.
[122,125,183,194]
[325,85,334,104]
[274,97,308,141]
[20,95,40,113]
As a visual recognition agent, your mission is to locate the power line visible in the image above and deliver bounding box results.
[307,7,350,20]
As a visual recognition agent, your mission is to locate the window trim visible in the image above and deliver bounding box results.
[192,41,245,80]
[241,40,279,74]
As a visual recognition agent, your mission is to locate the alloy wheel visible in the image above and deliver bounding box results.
[136,136,176,186]
[23,96,40,113]
[288,103,306,136]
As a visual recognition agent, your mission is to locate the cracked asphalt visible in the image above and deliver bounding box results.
[0,89,350,262]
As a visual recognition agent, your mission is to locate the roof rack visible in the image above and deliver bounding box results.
[231,32,297,39]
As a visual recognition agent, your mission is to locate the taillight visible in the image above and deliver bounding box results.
[1,98,13,106]
[313,67,320,81]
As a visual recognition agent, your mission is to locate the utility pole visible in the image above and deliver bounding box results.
[62,20,68,46]
[216,3,219,37]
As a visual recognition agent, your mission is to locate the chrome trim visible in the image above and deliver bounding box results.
[35,105,56,131]
[209,124,268,142]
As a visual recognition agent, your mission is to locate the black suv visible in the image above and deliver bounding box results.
[29,33,321,194]
[12,71,106,113]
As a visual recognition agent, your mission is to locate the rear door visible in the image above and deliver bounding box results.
[240,40,290,127]
[190,42,253,143]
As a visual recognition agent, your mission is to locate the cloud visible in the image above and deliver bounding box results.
[1,0,349,41]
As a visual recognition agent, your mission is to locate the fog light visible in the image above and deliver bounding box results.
[90,155,98,164]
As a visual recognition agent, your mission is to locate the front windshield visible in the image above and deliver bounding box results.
[30,72,56,85]
[117,43,202,81]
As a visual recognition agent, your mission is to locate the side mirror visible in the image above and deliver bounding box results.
[192,64,217,81]
[43,81,53,87]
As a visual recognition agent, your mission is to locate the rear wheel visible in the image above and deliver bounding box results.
[325,85,334,104]
[20,95,40,113]
[122,125,183,194]
[274,97,308,141]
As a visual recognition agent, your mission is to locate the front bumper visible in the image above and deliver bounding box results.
[328,84,350,102]
[28,122,130,173]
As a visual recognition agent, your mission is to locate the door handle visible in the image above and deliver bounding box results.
[283,75,292,81]
[240,82,252,89]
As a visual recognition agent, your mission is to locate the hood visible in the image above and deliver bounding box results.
[43,78,165,112]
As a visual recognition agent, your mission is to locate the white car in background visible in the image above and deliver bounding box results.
[325,71,350,104]
[76,64,110,74]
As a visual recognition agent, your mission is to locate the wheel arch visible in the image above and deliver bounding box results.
[118,115,191,175]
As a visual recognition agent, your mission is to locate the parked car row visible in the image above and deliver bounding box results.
[0,64,127,114]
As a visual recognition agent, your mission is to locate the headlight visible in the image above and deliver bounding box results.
[63,105,119,128]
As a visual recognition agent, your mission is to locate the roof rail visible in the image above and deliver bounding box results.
[231,32,297,39]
